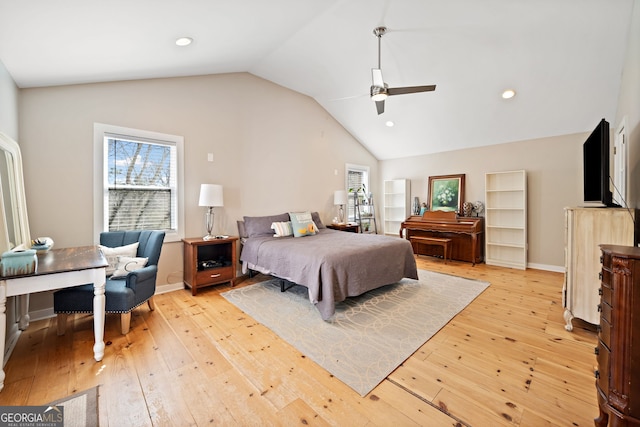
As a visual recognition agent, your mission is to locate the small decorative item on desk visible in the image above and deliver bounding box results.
[1,249,38,276]
[31,237,54,253]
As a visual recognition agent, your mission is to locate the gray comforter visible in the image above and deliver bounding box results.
[240,228,418,319]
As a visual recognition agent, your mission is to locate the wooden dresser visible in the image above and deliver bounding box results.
[596,245,640,426]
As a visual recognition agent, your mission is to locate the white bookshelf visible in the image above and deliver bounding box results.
[383,179,410,236]
[485,170,527,269]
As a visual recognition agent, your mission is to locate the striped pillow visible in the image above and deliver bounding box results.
[271,221,293,237]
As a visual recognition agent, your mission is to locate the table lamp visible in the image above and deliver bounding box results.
[334,190,347,224]
[198,184,224,240]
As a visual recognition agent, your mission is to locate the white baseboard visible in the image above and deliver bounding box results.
[527,262,565,273]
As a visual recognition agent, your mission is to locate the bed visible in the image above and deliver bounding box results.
[238,211,418,320]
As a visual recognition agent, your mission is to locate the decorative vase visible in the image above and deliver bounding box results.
[462,202,474,217]
[413,197,420,215]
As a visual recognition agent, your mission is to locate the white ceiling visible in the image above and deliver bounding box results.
[0,0,634,159]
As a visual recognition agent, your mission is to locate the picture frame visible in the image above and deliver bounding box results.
[428,174,465,213]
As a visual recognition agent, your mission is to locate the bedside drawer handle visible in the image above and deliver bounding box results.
[599,288,603,296]
[210,273,222,278]
[595,347,599,355]
[595,370,600,379]
[599,272,603,280]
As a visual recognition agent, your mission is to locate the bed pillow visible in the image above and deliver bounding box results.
[311,211,325,229]
[237,220,248,239]
[99,242,139,276]
[243,213,290,237]
[111,256,148,279]
[271,221,293,237]
[289,211,318,237]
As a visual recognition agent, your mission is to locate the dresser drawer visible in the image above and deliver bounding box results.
[601,283,612,306]
[196,266,233,285]
[596,339,610,396]
[600,317,611,350]
[600,301,612,324]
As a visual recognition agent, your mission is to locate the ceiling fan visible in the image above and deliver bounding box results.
[370,26,436,115]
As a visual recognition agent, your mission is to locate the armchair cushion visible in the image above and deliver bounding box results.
[112,256,148,279]
[100,242,139,276]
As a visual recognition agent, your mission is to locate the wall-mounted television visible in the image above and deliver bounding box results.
[583,118,616,207]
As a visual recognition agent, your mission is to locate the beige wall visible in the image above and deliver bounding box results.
[18,73,378,312]
[0,59,18,140]
[380,133,585,270]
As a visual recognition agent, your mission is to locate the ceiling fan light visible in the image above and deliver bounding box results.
[370,85,388,101]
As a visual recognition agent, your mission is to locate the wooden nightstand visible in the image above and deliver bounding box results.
[183,236,238,295]
[326,223,360,233]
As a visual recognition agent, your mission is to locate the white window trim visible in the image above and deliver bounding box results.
[93,123,184,243]
[345,163,370,191]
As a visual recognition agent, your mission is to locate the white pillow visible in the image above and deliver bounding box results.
[111,256,148,279]
[271,221,293,237]
[100,242,139,276]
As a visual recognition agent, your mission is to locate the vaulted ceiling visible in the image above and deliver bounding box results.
[0,0,634,159]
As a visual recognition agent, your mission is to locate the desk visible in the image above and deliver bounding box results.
[0,246,107,391]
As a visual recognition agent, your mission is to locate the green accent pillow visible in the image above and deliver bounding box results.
[289,211,318,237]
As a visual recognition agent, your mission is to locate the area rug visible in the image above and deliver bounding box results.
[222,269,490,396]
[47,386,99,427]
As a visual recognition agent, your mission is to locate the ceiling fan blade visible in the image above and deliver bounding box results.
[387,85,436,96]
[375,100,385,115]
[372,68,384,87]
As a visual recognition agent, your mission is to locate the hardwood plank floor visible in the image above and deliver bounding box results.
[0,257,599,426]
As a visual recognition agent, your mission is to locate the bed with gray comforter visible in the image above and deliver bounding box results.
[238,212,418,320]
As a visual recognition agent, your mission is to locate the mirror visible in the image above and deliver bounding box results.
[0,132,31,254]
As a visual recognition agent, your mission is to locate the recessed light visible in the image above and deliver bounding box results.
[502,89,516,99]
[385,121,395,127]
[175,37,193,47]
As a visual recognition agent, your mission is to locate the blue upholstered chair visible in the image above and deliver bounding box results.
[54,230,165,335]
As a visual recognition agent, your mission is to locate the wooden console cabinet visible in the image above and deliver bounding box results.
[183,236,237,295]
[564,207,637,331]
[596,245,640,426]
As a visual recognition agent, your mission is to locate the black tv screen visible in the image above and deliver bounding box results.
[583,118,613,206]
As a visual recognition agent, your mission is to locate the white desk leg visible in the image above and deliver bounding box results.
[17,295,29,330]
[0,283,7,391]
[92,270,106,362]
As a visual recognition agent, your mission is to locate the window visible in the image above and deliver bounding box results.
[345,163,370,222]
[94,123,184,243]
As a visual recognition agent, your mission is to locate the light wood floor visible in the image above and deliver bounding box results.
[0,256,598,426]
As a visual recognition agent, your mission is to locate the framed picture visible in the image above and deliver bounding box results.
[428,174,465,213]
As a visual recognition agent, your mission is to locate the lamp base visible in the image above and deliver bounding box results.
[203,234,215,241]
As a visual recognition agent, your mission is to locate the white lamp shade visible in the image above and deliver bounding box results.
[199,184,224,207]
[334,190,347,205]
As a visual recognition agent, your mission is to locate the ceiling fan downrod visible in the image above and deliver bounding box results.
[373,26,386,69]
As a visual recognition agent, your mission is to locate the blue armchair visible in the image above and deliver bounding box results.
[54,230,165,335]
